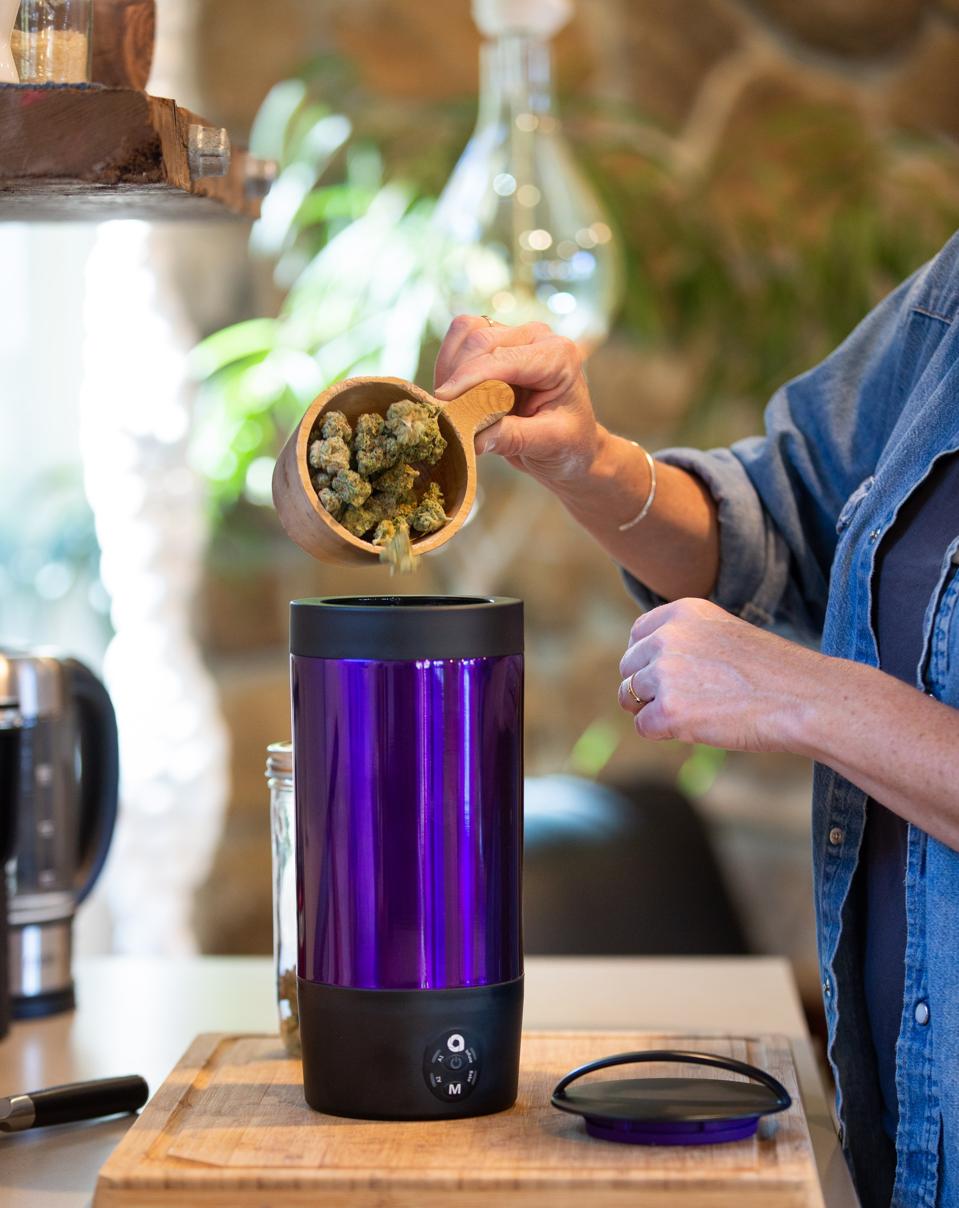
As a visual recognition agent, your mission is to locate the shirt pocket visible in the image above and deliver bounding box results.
[836,476,875,535]
[926,549,959,708]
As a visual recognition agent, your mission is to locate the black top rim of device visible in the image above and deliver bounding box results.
[290,596,524,660]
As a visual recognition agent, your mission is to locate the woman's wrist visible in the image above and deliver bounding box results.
[549,426,641,512]
[774,650,865,763]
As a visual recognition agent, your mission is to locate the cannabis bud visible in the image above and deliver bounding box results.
[306,400,451,572]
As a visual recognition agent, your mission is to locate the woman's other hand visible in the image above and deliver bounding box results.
[434,315,605,488]
[617,598,825,752]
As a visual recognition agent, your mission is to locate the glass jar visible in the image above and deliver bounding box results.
[14,0,93,84]
[0,0,19,83]
[266,741,299,1056]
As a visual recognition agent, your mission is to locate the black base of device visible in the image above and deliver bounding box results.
[298,975,524,1120]
[12,984,76,1020]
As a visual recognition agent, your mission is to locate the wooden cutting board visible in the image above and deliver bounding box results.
[94,1031,824,1208]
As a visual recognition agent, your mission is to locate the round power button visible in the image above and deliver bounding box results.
[423,1030,481,1102]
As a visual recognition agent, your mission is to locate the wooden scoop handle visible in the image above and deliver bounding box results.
[440,380,516,439]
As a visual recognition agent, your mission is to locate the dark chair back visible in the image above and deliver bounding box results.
[524,775,748,956]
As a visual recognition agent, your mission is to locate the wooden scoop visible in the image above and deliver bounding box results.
[272,376,516,565]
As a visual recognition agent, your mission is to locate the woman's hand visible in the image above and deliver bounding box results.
[617,598,826,752]
[617,599,959,848]
[433,315,605,487]
[433,314,721,602]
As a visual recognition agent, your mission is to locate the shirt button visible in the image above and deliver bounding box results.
[823,977,832,998]
[869,529,881,542]
[829,827,844,846]
[915,1000,930,1026]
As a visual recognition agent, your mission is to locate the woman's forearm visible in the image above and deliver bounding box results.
[551,428,721,602]
[789,657,959,848]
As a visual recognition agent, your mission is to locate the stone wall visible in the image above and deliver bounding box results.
[188,0,959,145]
[183,0,959,1008]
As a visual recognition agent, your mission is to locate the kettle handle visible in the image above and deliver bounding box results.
[65,660,120,905]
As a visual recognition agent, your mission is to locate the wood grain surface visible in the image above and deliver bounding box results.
[94,1031,824,1208]
[92,0,156,89]
[0,85,258,220]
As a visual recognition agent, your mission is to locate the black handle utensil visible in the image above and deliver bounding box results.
[0,1075,149,1133]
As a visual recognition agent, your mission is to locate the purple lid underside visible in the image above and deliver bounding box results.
[584,1115,760,1145]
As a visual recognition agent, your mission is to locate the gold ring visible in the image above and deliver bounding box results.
[626,676,647,708]
[481,314,494,327]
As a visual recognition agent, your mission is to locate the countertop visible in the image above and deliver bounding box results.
[0,955,859,1207]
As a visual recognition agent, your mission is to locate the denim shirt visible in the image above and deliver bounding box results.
[623,232,959,1208]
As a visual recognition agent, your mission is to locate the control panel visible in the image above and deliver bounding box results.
[423,1029,480,1102]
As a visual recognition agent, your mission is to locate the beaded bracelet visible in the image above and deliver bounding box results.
[617,444,657,532]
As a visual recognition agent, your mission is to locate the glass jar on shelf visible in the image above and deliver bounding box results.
[266,741,299,1057]
[0,0,19,83]
[14,0,93,84]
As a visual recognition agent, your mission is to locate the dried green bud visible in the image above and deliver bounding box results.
[318,487,343,517]
[372,461,419,504]
[308,399,451,556]
[320,410,353,444]
[410,481,448,534]
[393,498,417,521]
[354,413,398,477]
[371,519,397,547]
[309,436,350,475]
[376,517,418,575]
[384,400,447,465]
[331,469,372,507]
[355,412,383,442]
[340,503,378,537]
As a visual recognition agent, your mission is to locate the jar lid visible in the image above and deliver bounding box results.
[265,741,293,780]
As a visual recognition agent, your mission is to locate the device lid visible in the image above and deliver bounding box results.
[550,1050,791,1146]
[291,596,524,661]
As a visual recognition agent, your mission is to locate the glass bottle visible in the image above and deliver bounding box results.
[0,0,19,83]
[266,741,299,1056]
[14,0,93,84]
[432,17,621,352]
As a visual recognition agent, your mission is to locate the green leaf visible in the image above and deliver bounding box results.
[190,319,278,381]
[249,79,308,160]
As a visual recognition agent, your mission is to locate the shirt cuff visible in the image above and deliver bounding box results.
[620,445,775,625]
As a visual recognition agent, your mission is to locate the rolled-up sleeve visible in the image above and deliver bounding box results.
[621,247,944,640]
[622,444,786,628]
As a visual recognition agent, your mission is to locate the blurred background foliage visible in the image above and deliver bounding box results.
[192,52,959,530]
[191,69,437,520]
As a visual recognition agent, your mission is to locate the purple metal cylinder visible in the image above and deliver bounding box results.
[292,646,523,992]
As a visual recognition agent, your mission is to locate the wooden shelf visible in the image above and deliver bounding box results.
[0,85,264,221]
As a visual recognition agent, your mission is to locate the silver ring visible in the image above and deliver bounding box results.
[481,314,494,328]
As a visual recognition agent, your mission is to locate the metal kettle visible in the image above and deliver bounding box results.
[0,651,119,1024]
